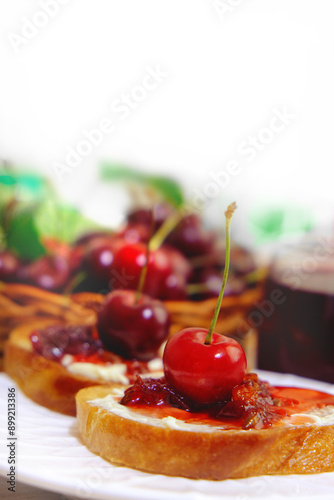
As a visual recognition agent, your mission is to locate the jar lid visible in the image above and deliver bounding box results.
[269,235,334,294]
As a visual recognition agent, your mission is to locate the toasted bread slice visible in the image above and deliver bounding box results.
[4,320,162,416]
[76,383,334,480]
[0,281,104,369]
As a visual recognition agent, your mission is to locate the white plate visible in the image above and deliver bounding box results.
[0,371,334,500]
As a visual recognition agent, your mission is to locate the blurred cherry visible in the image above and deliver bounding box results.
[97,289,170,360]
[118,223,151,244]
[0,250,20,281]
[127,204,173,230]
[84,237,123,280]
[111,242,190,299]
[188,268,247,300]
[18,255,70,292]
[166,214,216,258]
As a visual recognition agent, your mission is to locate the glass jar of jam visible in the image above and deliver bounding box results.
[257,235,334,383]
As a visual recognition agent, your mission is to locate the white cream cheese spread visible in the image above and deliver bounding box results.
[89,391,219,432]
[89,389,334,432]
[61,354,163,384]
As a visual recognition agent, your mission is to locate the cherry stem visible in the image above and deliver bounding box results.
[205,202,237,345]
[135,210,155,303]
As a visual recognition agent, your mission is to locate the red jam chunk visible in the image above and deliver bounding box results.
[121,375,196,411]
[217,373,289,429]
[120,373,334,429]
[30,324,160,382]
[30,325,102,360]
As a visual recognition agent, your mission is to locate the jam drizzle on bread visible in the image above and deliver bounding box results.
[120,373,334,430]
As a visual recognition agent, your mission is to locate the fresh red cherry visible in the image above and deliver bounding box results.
[160,245,192,279]
[166,214,216,258]
[162,202,245,405]
[163,327,246,405]
[111,242,157,292]
[111,242,190,299]
[0,250,20,281]
[97,289,170,360]
[188,268,246,300]
[18,255,70,291]
[149,246,190,299]
[211,242,257,276]
[160,272,188,301]
[71,236,124,293]
[111,242,171,296]
[118,223,151,244]
[84,236,123,280]
[127,204,173,230]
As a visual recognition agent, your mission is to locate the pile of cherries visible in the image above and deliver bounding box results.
[0,203,255,301]
[116,204,288,429]
[30,202,270,427]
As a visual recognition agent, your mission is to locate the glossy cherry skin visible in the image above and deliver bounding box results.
[161,272,188,301]
[190,268,246,300]
[127,204,173,230]
[161,245,192,280]
[111,242,190,299]
[166,214,216,258]
[18,255,70,291]
[0,250,20,281]
[84,237,123,279]
[118,223,151,244]
[97,289,170,360]
[163,328,247,405]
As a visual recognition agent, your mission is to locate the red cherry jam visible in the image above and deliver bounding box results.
[120,373,334,430]
[121,375,196,411]
[30,325,102,361]
[30,324,161,382]
[217,373,289,429]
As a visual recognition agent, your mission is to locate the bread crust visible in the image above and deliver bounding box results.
[3,320,124,416]
[76,385,334,480]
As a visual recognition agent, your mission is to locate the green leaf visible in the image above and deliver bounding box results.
[101,163,184,207]
[0,175,16,186]
[7,207,47,259]
[249,204,314,245]
[34,200,102,244]
[146,176,184,208]
[0,172,47,193]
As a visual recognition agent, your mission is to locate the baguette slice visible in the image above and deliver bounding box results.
[76,383,334,480]
[4,320,162,416]
[0,281,104,370]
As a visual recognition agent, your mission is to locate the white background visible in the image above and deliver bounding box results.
[0,0,333,241]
